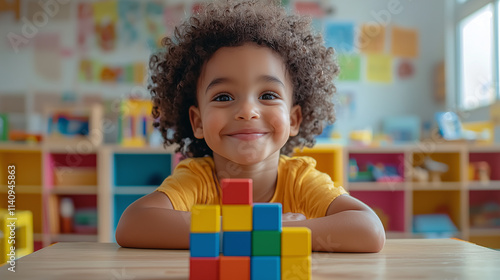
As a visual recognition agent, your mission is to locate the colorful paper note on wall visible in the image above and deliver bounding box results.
[93,0,118,51]
[294,1,325,17]
[27,0,71,21]
[78,3,94,51]
[391,26,419,58]
[359,24,385,54]
[34,33,61,81]
[338,54,361,81]
[0,0,20,20]
[145,1,166,50]
[324,21,355,52]
[366,54,392,83]
[119,0,141,46]
[398,60,415,79]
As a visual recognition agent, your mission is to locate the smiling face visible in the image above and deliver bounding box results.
[189,43,302,165]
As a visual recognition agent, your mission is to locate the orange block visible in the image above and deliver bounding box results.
[220,256,250,280]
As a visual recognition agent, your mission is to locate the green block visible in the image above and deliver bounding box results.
[252,230,281,256]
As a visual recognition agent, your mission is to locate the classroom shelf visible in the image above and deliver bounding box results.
[468,181,500,190]
[98,145,177,242]
[50,186,98,195]
[3,142,500,249]
[412,182,463,190]
[0,185,42,194]
[348,182,407,191]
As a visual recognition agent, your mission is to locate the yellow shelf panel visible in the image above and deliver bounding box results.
[0,193,43,234]
[413,190,462,230]
[469,235,500,249]
[0,151,42,186]
[293,146,343,184]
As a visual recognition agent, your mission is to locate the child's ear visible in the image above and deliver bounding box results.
[289,105,302,137]
[189,105,204,139]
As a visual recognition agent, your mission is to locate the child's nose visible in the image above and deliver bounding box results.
[235,99,260,120]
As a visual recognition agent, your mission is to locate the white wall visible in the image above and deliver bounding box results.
[329,0,446,134]
[0,0,447,137]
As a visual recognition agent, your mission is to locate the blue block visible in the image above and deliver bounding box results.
[253,203,282,231]
[190,233,219,257]
[251,256,280,280]
[223,231,251,256]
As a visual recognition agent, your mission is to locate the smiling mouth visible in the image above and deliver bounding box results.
[228,133,267,141]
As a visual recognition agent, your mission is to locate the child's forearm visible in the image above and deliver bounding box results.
[282,209,385,253]
[116,207,191,249]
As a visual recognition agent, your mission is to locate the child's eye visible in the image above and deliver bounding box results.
[213,94,233,102]
[260,92,280,100]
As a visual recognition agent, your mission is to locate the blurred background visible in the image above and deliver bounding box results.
[0,0,499,259]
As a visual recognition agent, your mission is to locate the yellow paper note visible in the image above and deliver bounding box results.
[93,0,118,23]
[359,24,385,54]
[391,26,419,58]
[366,54,393,83]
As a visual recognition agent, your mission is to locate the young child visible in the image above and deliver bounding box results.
[116,0,385,253]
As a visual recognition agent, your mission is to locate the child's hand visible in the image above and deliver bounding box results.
[282,212,307,222]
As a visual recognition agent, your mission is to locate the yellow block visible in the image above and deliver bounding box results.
[282,256,311,280]
[222,205,252,231]
[0,209,33,264]
[191,205,220,233]
[281,227,311,257]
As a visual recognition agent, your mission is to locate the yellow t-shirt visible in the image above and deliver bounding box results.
[156,155,348,219]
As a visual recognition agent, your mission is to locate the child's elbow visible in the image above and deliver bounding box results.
[115,223,131,248]
[364,222,386,253]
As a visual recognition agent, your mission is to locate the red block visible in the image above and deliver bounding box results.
[220,256,251,280]
[190,257,219,280]
[221,179,253,205]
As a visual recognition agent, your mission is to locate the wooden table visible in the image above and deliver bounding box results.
[1,239,499,279]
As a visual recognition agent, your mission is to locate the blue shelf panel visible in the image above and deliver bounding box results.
[113,153,172,187]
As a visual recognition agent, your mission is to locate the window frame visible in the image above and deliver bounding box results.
[454,0,500,110]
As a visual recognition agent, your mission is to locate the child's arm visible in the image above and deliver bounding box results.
[282,195,385,253]
[115,191,191,249]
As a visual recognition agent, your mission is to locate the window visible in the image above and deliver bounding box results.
[456,0,499,110]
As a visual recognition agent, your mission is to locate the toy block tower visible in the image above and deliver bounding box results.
[189,178,312,280]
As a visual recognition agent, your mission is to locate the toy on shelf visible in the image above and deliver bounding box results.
[423,157,448,183]
[44,103,103,146]
[412,166,429,183]
[349,128,373,146]
[119,99,153,147]
[189,179,312,280]
[59,197,75,234]
[348,159,359,181]
[469,162,491,184]
[413,213,458,238]
[470,202,500,228]
[370,163,404,183]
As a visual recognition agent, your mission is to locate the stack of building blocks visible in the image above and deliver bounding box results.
[189,179,311,280]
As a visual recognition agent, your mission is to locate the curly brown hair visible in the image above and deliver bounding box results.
[149,0,339,158]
